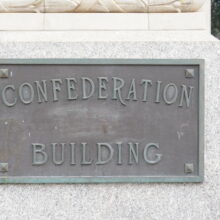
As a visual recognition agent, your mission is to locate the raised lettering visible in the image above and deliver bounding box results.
[126,79,138,101]
[96,143,114,165]
[143,143,162,164]
[2,85,17,107]
[70,143,76,165]
[155,81,162,103]
[97,77,108,99]
[51,143,65,165]
[81,142,92,165]
[66,78,78,100]
[179,85,193,108]
[51,79,62,101]
[81,77,95,99]
[112,77,126,106]
[117,142,122,165]
[19,82,34,104]
[128,142,139,164]
[163,83,178,105]
[141,79,152,102]
[35,80,48,103]
[32,143,48,165]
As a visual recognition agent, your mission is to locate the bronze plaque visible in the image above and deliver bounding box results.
[0,59,204,183]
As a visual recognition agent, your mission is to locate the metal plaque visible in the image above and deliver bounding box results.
[0,59,204,183]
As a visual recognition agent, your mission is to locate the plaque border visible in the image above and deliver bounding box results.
[0,59,204,183]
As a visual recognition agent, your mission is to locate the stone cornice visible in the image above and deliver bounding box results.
[0,0,206,13]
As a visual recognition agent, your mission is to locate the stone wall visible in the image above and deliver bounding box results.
[0,41,219,220]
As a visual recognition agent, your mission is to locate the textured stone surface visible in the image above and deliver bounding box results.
[0,31,216,42]
[0,40,219,219]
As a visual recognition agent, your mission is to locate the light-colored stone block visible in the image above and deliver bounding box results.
[0,13,44,30]
[0,40,219,219]
[44,13,148,30]
[201,0,211,32]
[149,12,207,30]
[0,31,216,42]
[0,12,209,31]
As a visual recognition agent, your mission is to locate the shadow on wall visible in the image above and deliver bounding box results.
[212,0,220,39]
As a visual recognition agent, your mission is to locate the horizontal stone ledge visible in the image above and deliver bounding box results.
[149,12,207,30]
[0,31,216,43]
[0,13,207,31]
[0,0,207,13]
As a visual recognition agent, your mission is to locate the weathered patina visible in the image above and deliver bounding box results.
[0,59,204,183]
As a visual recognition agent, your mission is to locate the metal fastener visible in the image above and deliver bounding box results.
[185,69,194,78]
[184,163,194,174]
[0,163,8,172]
[0,69,9,78]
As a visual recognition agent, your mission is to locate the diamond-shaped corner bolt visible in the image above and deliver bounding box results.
[184,163,194,174]
[0,69,9,78]
[185,69,194,78]
[0,163,8,172]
